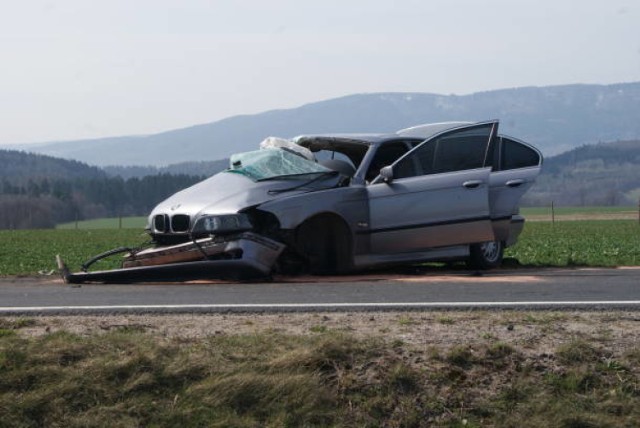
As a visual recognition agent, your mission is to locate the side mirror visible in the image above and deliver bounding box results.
[379,166,394,184]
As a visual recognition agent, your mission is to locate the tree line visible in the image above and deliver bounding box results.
[523,140,640,207]
[0,174,204,229]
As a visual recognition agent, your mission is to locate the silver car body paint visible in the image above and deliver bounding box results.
[150,172,277,220]
[395,121,473,139]
[366,168,495,254]
[145,120,542,272]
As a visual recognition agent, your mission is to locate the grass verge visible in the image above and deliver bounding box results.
[1,313,639,427]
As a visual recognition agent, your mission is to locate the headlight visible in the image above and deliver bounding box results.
[191,214,252,235]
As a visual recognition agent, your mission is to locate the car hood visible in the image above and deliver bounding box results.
[149,170,340,219]
[150,172,281,218]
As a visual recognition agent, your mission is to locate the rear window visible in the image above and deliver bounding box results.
[501,138,540,170]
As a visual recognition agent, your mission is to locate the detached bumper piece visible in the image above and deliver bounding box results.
[57,232,285,284]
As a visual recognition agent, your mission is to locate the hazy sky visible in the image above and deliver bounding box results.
[1,0,639,145]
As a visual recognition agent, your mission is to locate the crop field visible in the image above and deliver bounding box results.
[504,220,640,267]
[0,229,149,276]
[0,220,638,276]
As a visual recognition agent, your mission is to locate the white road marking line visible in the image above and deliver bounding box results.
[1,301,640,312]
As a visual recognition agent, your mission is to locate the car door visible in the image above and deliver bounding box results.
[367,122,497,254]
[488,136,543,241]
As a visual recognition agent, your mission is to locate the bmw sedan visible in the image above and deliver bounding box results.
[60,120,542,283]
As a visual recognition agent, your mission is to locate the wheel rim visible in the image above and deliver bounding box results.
[480,241,500,263]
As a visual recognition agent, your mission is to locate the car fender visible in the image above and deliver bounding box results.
[257,186,368,234]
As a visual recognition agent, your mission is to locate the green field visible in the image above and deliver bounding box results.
[1,220,638,276]
[0,229,149,276]
[504,220,640,267]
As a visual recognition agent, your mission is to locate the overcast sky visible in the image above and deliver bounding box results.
[1,0,639,145]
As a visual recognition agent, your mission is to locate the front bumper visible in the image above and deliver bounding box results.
[58,232,285,284]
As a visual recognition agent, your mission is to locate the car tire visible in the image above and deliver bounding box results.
[467,240,504,270]
[296,215,352,275]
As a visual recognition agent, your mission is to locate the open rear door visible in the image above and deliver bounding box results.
[488,136,543,243]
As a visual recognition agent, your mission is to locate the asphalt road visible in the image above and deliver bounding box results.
[0,267,639,315]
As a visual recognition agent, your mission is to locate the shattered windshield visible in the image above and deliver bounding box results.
[226,149,331,181]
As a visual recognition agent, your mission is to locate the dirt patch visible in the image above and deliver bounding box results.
[5,311,640,356]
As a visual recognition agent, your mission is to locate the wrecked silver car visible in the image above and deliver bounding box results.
[59,120,542,283]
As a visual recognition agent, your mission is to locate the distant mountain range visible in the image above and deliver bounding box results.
[3,136,639,206]
[0,149,105,184]
[5,82,640,167]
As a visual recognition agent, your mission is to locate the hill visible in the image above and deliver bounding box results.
[6,82,640,167]
[0,149,204,229]
[0,149,106,184]
[103,159,228,179]
[525,140,640,206]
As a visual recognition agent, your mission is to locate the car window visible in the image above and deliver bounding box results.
[296,138,369,170]
[366,142,411,181]
[314,150,356,167]
[500,137,541,170]
[395,123,493,179]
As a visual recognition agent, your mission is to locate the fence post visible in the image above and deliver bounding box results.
[119,215,122,230]
[551,201,555,225]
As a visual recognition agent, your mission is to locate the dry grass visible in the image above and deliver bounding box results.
[1,312,640,427]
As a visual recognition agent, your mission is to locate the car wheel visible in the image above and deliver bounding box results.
[296,215,352,275]
[467,240,504,270]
